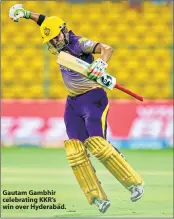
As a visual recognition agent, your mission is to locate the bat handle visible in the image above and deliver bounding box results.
[114,83,144,102]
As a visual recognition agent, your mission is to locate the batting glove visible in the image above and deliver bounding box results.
[9,4,31,22]
[87,58,108,81]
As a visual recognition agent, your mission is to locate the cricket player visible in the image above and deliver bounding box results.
[9,4,144,213]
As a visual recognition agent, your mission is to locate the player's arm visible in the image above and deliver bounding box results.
[88,43,114,81]
[9,4,46,25]
[80,38,113,80]
[29,12,46,25]
[93,43,113,63]
[29,13,42,23]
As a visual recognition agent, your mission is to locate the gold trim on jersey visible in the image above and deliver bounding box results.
[101,103,109,137]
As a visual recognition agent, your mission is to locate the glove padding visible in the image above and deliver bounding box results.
[87,58,108,81]
[9,4,30,22]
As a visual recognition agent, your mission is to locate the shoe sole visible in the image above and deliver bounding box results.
[131,189,144,202]
[100,201,111,213]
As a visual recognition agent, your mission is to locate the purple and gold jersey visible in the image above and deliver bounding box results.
[60,31,101,96]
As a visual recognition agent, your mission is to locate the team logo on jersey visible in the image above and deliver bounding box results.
[44,27,50,36]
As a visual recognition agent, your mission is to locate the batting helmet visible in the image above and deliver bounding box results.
[40,16,66,44]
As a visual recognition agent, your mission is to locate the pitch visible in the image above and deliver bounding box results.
[1,147,173,218]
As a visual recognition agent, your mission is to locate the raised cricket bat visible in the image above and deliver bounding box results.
[57,52,143,101]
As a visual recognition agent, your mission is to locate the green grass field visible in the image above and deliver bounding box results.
[1,147,173,218]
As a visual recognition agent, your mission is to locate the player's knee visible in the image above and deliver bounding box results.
[85,136,126,161]
[64,139,88,167]
[84,136,113,162]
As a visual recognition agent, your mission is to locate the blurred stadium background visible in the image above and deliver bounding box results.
[1,0,173,218]
[1,0,173,99]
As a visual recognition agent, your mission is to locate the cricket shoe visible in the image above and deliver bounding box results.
[129,184,144,202]
[93,198,110,213]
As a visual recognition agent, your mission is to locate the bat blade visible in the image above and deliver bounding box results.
[57,52,143,101]
[57,52,89,76]
[57,51,116,90]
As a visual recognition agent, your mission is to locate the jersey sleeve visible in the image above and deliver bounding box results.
[79,37,99,54]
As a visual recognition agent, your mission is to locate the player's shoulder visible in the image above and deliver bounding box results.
[78,37,88,43]
[69,31,92,44]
